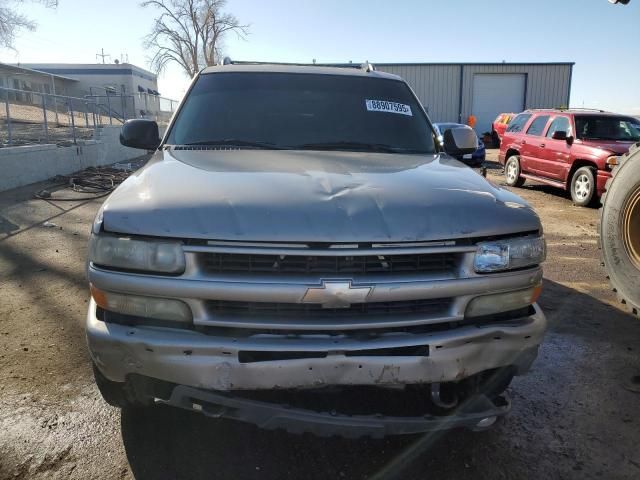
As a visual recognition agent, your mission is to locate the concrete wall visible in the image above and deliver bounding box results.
[0,126,142,192]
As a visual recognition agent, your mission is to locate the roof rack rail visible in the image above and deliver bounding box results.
[217,60,377,71]
[526,107,607,113]
[361,61,375,72]
[560,107,607,113]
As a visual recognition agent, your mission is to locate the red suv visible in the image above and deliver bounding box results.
[499,109,640,206]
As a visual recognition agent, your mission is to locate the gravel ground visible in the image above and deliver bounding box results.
[1,150,639,480]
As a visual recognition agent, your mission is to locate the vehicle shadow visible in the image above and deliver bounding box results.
[120,279,640,480]
[482,158,604,208]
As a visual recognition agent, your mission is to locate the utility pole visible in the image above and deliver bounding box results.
[96,48,111,64]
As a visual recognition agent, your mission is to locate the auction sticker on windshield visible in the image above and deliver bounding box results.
[365,99,413,116]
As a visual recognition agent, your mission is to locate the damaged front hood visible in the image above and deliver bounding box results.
[576,139,635,156]
[101,149,541,242]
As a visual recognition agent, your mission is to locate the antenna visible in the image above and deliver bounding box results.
[96,48,111,64]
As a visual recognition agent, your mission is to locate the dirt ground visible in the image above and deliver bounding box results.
[1,150,639,480]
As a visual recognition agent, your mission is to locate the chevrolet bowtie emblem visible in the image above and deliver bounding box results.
[302,281,373,309]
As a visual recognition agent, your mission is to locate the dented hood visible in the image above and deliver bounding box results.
[576,139,634,156]
[101,149,541,242]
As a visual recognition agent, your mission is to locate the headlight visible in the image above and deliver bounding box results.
[91,285,192,322]
[466,285,542,317]
[89,234,185,274]
[474,235,546,273]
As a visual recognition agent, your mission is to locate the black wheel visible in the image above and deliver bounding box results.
[92,363,150,408]
[570,166,596,207]
[505,155,525,187]
[600,143,640,317]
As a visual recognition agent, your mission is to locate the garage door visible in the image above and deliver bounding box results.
[471,74,526,134]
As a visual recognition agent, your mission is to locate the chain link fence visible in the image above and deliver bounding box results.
[0,87,179,148]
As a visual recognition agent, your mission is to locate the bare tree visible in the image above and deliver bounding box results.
[0,0,58,50]
[142,0,248,78]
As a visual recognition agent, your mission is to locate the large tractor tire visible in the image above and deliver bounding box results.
[600,142,640,317]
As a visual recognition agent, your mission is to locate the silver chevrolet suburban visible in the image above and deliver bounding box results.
[86,63,547,437]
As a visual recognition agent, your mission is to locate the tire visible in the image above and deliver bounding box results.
[505,155,525,187]
[570,166,597,207]
[599,143,640,317]
[92,363,150,408]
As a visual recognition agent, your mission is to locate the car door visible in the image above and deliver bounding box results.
[538,115,572,180]
[521,115,551,174]
[502,113,532,166]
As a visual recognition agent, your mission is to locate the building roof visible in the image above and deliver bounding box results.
[17,63,157,82]
[373,61,576,67]
[202,63,402,80]
[0,62,78,82]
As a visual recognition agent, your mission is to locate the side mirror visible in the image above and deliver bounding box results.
[551,130,567,141]
[120,119,161,150]
[443,126,478,156]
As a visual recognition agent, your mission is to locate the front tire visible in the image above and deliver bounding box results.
[570,166,596,207]
[92,363,150,408]
[505,155,525,187]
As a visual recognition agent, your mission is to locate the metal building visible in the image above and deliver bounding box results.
[375,63,574,134]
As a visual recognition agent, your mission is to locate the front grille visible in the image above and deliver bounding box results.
[199,252,459,275]
[206,298,452,319]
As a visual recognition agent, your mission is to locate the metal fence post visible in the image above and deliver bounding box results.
[121,91,127,121]
[53,95,59,126]
[84,102,89,128]
[106,94,113,125]
[69,99,77,144]
[42,94,49,143]
[5,89,12,146]
[92,102,98,138]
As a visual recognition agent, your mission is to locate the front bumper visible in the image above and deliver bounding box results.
[158,384,511,438]
[87,300,547,390]
[596,169,612,197]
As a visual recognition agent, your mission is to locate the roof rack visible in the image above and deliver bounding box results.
[219,59,377,72]
[526,107,607,113]
[563,107,607,113]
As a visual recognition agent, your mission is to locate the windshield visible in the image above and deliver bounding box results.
[166,72,435,154]
[574,115,640,141]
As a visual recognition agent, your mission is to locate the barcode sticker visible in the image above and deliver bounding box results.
[365,99,413,116]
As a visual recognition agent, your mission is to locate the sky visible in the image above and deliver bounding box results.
[5,0,639,114]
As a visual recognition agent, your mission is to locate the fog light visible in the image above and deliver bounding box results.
[91,285,192,322]
[466,285,542,318]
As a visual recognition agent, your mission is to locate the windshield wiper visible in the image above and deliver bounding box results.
[182,139,285,150]
[293,141,424,153]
